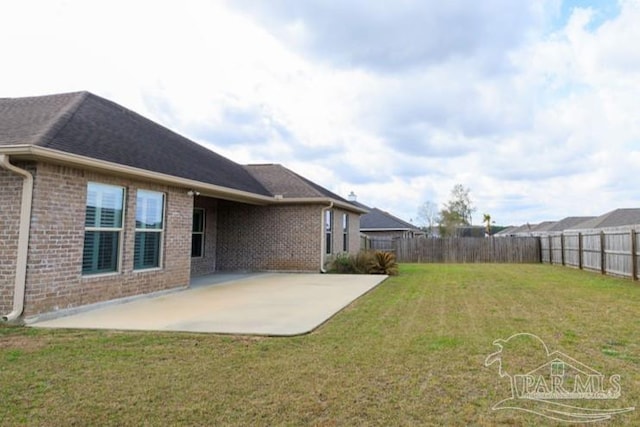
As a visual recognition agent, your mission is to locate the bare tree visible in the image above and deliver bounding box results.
[417,201,440,237]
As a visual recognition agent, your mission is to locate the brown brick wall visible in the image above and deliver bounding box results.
[2,159,364,316]
[216,202,324,271]
[21,162,192,317]
[352,220,361,252]
[322,208,362,267]
[346,211,361,254]
[0,166,25,315]
[190,197,218,277]
[333,209,361,254]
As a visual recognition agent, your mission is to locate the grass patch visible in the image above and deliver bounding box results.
[1,264,639,425]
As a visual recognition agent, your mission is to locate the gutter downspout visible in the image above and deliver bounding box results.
[320,202,334,273]
[0,155,33,321]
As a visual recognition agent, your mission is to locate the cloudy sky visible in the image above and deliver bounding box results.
[2,0,639,226]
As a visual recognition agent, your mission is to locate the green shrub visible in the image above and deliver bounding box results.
[329,252,356,273]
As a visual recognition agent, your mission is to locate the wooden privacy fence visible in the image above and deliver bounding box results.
[540,227,640,279]
[361,236,395,252]
[388,237,541,263]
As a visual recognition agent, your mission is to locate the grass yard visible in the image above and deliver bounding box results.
[1,264,639,426]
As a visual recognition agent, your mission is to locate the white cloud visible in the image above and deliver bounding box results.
[232,0,549,72]
[2,0,640,228]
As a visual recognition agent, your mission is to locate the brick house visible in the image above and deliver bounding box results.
[0,92,364,320]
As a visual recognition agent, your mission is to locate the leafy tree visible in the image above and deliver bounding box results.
[439,184,475,237]
[417,201,440,237]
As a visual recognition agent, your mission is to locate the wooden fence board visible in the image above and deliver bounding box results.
[387,237,540,263]
[540,227,640,280]
[563,234,580,267]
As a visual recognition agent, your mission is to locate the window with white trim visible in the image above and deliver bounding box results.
[134,190,165,270]
[325,209,333,255]
[82,182,125,275]
[342,213,349,252]
[192,208,205,258]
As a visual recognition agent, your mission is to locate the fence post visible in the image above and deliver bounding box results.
[548,235,553,264]
[578,232,583,270]
[600,231,606,275]
[538,237,543,263]
[632,229,637,281]
[561,233,565,266]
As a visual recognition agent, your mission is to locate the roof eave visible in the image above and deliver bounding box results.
[0,145,274,205]
[0,145,369,213]
[271,197,368,214]
[361,227,421,232]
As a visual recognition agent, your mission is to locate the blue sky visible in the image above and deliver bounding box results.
[556,0,621,29]
[2,0,639,226]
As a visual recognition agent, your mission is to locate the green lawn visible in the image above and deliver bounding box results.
[1,264,639,426]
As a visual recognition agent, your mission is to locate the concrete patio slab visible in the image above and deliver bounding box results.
[28,274,387,336]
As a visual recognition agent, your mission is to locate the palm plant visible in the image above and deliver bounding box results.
[368,251,399,276]
[483,213,492,236]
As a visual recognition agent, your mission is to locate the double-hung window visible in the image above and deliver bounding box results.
[82,182,125,275]
[192,208,205,258]
[342,213,349,252]
[134,190,165,270]
[325,209,333,255]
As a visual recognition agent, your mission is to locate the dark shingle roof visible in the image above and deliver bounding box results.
[531,221,557,232]
[350,200,371,211]
[568,208,640,229]
[349,199,420,231]
[0,91,270,196]
[547,216,596,232]
[245,164,351,203]
[494,226,519,236]
[508,223,536,235]
[360,207,420,231]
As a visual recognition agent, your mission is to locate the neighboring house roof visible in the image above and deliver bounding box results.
[348,200,416,231]
[531,221,557,232]
[568,208,640,229]
[498,212,638,235]
[245,164,352,205]
[508,223,537,235]
[0,91,270,196]
[546,216,596,232]
[358,205,422,232]
[494,226,519,236]
[496,223,563,236]
[497,218,595,236]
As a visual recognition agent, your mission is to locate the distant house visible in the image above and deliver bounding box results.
[0,91,365,320]
[529,221,558,236]
[495,222,549,237]
[494,226,519,237]
[567,208,640,230]
[495,217,595,237]
[349,194,425,241]
[546,216,596,232]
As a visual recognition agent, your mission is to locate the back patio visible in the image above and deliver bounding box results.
[29,273,387,335]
